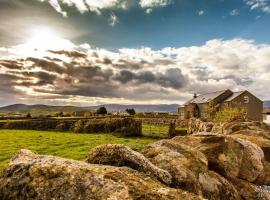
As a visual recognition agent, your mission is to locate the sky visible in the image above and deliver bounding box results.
[0,0,270,106]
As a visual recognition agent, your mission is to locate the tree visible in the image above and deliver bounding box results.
[26,113,32,118]
[96,107,107,115]
[126,108,136,115]
[58,112,64,117]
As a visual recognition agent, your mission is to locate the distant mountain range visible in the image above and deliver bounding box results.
[0,103,180,113]
[264,101,270,109]
[1,101,269,114]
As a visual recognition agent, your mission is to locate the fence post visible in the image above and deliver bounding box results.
[168,121,176,138]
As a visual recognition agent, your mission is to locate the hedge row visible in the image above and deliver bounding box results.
[73,118,142,136]
[0,118,142,137]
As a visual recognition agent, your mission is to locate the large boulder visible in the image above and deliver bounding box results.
[86,144,172,185]
[0,150,202,200]
[142,140,206,195]
[198,171,239,200]
[228,177,270,200]
[173,134,265,182]
[142,139,240,200]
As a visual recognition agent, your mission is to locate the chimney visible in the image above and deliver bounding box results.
[193,93,198,98]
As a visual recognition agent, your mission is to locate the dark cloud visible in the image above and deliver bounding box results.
[114,70,136,83]
[0,60,23,70]
[26,57,66,74]
[113,59,175,70]
[157,68,188,89]
[49,50,87,58]
[115,68,188,89]
[113,59,145,70]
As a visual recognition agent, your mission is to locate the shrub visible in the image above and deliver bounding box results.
[84,112,93,118]
[213,103,246,123]
[73,120,85,133]
[55,121,73,132]
[80,118,142,136]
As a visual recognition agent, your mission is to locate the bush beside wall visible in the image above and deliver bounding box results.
[73,118,142,136]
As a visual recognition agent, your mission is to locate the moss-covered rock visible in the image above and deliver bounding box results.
[86,144,172,185]
[173,134,265,182]
[198,171,240,200]
[0,150,202,200]
[142,137,241,200]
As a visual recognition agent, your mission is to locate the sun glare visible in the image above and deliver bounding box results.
[25,27,74,51]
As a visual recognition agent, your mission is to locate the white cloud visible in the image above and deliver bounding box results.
[40,0,67,17]
[243,0,270,13]
[198,10,204,16]
[39,0,173,16]
[230,9,240,16]
[109,13,119,27]
[146,8,153,14]
[139,0,173,8]
[38,0,124,16]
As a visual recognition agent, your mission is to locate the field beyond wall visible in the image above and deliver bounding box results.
[0,129,156,171]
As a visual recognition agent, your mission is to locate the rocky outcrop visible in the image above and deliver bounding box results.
[187,118,214,134]
[86,144,172,185]
[142,140,207,195]
[142,138,241,200]
[173,134,265,182]
[189,118,270,138]
[0,149,202,200]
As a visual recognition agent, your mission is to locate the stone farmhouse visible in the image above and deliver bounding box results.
[178,89,263,121]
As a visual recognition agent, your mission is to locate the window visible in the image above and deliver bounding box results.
[243,96,249,104]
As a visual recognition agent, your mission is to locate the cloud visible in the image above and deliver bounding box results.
[1,38,270,105]
[230,9,240,16]
[38,0,123,16]
[114,68,188,89]
[145,8,153,14]
[38,0,173,17]
[40,0,67,17]
[243,0,270,13]
[198,10,204,16]
[109,13,119,27]
[139,0,173,8]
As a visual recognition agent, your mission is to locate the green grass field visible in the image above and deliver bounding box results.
[142,124,187,138]
[142,124,169,138]
[0,129,156,171]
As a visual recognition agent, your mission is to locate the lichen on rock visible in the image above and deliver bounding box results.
[86,144,172,185]
[0,149,202,200]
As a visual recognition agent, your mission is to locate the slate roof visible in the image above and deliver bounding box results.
[224,91,245,102]
[184,90,229,105]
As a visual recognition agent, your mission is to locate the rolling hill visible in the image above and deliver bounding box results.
[0,103,180,114]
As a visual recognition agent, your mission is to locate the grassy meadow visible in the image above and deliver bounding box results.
[142,124,187,138]
[0,129,156,171]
